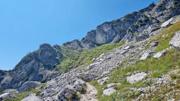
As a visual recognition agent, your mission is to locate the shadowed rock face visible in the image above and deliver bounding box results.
[0,44,63,90]
[64,0,180,49]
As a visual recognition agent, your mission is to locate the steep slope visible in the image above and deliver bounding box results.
[92,22,180,101]
[0,0,180,100]
[39,21,180,101]
[10,21,179,101]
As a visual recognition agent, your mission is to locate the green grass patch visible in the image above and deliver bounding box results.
[57,46,80,72]
[57,42,124,72]
[91,22,180,100]
[5,88,40,101]
[92,48,180,101]
[76,42,124,65]
[149,22,180,51]
[4,84,46,101]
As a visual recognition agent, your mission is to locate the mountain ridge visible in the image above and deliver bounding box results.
[63,0,180,50]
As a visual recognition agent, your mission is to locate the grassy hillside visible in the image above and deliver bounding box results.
[7,22,180,101]
[57,42,124,72]
[91,22,180,101]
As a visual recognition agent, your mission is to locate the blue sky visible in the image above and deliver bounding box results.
[0,0,157,70]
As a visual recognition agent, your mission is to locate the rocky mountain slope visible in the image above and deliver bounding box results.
[0,0,180,101]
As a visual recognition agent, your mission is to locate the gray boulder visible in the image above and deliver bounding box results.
[0,93,11,100]
[57,79,87,101]
[150,41,159,47]
[22,94,43,101]
[97,77,109,85]
[103,87,116,96]
[0,89,19,100]
[170,31,180,49]
[140,51,154,60]
[106,83,120,88]
[161,18,174,28]
[127,72,147,84]
[153,50,167,59]
[3,89,19,94]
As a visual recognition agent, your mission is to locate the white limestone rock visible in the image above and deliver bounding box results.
[103,87,116,96]
[161,18,174,28]
[170,31,180,49]
[150,41,159,47]
[97,77,109,85]
[153,50,167,59]
[0,93,11,100]
[106,83,120,88]
[140,51,154,60]
[127,72,147,84]
[22,94,43,101]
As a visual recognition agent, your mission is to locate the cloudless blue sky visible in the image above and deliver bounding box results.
[0,0,157,70]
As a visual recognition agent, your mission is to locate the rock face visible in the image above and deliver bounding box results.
[64,0,180,49]
[170,31,180,49]
[0,44,63,90]
[63,40,83,51]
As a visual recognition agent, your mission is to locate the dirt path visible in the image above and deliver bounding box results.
[80,83,98,101]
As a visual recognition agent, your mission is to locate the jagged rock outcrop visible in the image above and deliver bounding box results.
[63,40,83,51]
[0,44,63,90]
[64,0,180,49]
